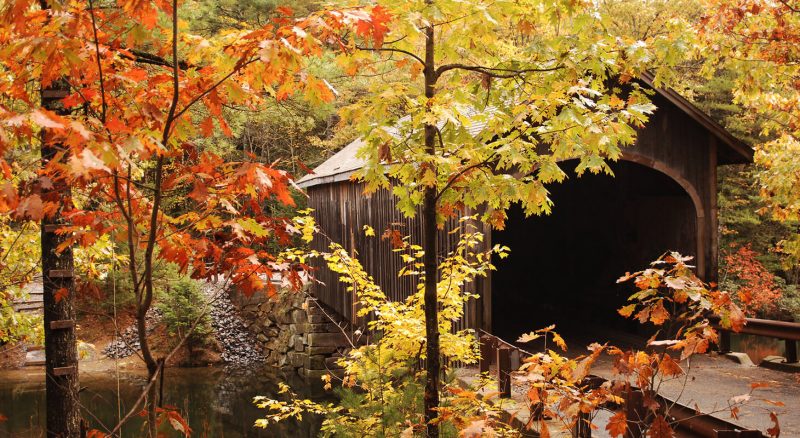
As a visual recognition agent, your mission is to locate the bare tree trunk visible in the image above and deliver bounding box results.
[422,20,441,438]
[41,78,82,437]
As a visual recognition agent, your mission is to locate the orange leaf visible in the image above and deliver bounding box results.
[649,301,670,325]
[200,117,215,137]
[605,411,627,437]
[538,419,550,438]
[657,354,683,378]
[551,332,567,351]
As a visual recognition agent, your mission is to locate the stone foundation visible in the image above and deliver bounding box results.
[232,289,352,380]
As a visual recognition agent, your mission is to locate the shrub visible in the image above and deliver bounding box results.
[157,278,213,351]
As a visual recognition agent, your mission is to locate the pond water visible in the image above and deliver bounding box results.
[729,333,785,364]
[0,366,326,437]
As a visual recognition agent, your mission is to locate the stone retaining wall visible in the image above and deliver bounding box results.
[231,289,352,380]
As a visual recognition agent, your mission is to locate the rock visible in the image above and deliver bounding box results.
[307,346,338,355]
[292,336,304,352]
[308,333,347,347]
[724,352,755,366]
[308,314,329,324]
[291,309,308,324]
[288,352,305,367]
[305,355,326,370]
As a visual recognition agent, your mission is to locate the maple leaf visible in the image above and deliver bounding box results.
[15,194,44,220]
[551,332,567,351]
[200,117,215,137]
[459,419,488,438]
[54,287,69,303]
[649,301,670,325]
[767,411,780,438]
[538,420,550,438]
[188,181,208,202]
[647,415,673,438]
[605,411,627,437]
[517,331,541,343]
[618,304,636,317]
[31,109,64,129]
[657,354,683,378]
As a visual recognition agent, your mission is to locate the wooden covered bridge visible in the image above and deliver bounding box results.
[297,79,753,341]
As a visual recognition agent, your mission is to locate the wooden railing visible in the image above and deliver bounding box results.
[476,330,766,438]
[717,317,800,363]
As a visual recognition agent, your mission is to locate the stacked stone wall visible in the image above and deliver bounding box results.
[232,289,351,380]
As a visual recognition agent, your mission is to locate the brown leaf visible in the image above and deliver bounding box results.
[647,414,673,438]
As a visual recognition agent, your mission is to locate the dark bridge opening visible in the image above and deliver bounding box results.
[490,159,697,345]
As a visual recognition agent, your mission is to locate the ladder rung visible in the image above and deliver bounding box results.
[49,320,75,330]
[48,270,74,278]
[52,366,76,376]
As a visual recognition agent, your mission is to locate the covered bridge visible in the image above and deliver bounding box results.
[297,80,753,341]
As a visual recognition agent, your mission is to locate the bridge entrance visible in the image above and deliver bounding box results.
[490,159,698,343]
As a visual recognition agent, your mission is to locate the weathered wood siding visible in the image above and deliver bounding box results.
[307,92,723,331]
[306,182,487,331]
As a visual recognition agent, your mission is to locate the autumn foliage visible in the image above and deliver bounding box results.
[0,1,390,295]
[724,244,784,318]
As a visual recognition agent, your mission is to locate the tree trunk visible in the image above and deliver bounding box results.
[41,79,82,437]
[422,21,441,438]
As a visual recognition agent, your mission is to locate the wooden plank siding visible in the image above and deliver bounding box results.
[306,181,484,331]
[305,92,733,332]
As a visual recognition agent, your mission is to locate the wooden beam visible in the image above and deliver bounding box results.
[48,269,74,278]
[52,366,76,376]
[49,320,75,330]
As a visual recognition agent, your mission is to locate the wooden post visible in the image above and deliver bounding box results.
[719,330,731,353]
[479,335,494,374]
[572,410,592,438]
[624,390,645,438]
[785,339,798,363]
[497,345,511,398]
[510,349,521,371]
[41,77,82,437]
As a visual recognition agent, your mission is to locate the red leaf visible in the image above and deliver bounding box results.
[648,415,673,438]
[124,68,148,82]
[188,180,208,202]
[54,287,69,303]
[767,411,780,437]
[200,117,215,137]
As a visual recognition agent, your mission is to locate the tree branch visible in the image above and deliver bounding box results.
[355,45,426,67]
[435,63,563,79]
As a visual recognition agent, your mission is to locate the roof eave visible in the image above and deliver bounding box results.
[640,73,754,163]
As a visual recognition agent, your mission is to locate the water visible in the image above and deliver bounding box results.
[0,367,326,437]
[730,333,784,364]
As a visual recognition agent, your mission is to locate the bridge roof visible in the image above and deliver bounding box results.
[297,79,752,189]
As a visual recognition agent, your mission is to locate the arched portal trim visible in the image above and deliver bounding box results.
[614,152,706,276]
[548,152,707,276]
